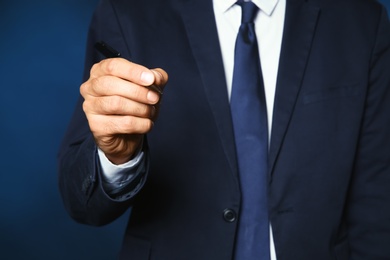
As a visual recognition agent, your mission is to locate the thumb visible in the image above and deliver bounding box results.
[151,68,168,93]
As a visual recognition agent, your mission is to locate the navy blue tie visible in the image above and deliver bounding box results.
[230,1,270,259]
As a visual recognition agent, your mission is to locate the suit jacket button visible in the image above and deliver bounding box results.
[223,209,237,223]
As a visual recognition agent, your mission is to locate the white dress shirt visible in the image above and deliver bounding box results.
[99,0,285,258]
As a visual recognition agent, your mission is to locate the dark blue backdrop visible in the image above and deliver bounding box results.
[1,0,389,259]
[0,0,128,259]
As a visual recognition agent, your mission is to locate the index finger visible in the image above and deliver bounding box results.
[91,58,155,87]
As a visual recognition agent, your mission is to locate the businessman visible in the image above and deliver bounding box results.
[58,0,390,259]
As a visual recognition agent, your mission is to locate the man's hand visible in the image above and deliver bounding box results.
[80,58,168,164]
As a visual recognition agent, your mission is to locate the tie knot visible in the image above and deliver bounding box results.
[237,1,259,24]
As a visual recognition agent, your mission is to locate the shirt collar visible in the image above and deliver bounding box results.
[214,0,279,16]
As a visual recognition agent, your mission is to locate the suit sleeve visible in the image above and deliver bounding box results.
[57,0,147,226]
[347,6,390,259]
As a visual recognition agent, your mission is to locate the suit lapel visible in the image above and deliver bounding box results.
[269,0,320,176]
[177,0,239,176]
[177,0,320,180]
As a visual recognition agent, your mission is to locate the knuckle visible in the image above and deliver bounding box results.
[90,76,110,94]
[104,122,117,135]
[86,116,102,134]
[82,100,89,113]
[103,58,118,74]
[129,85,144,99]
[108,96,125,113]
[90,63,98,76]
[121,117,152,134]
[89,122,100,134]
[94,98,106,113]
[122,116,136,131]
[134,104,149,117]
[80,82,88,96]
[91,76,105,88]
[94,96,112,114]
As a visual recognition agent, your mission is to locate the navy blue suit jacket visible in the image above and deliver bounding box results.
[58,0,390,259]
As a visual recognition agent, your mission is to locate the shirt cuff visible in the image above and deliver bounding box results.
[97,148,144,183]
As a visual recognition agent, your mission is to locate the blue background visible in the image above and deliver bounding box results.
[0,0,389,259]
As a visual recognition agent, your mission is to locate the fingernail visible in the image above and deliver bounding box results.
[147,91,159,103]
[141,71,154,84]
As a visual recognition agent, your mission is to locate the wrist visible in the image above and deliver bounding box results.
[103,135,144,165]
